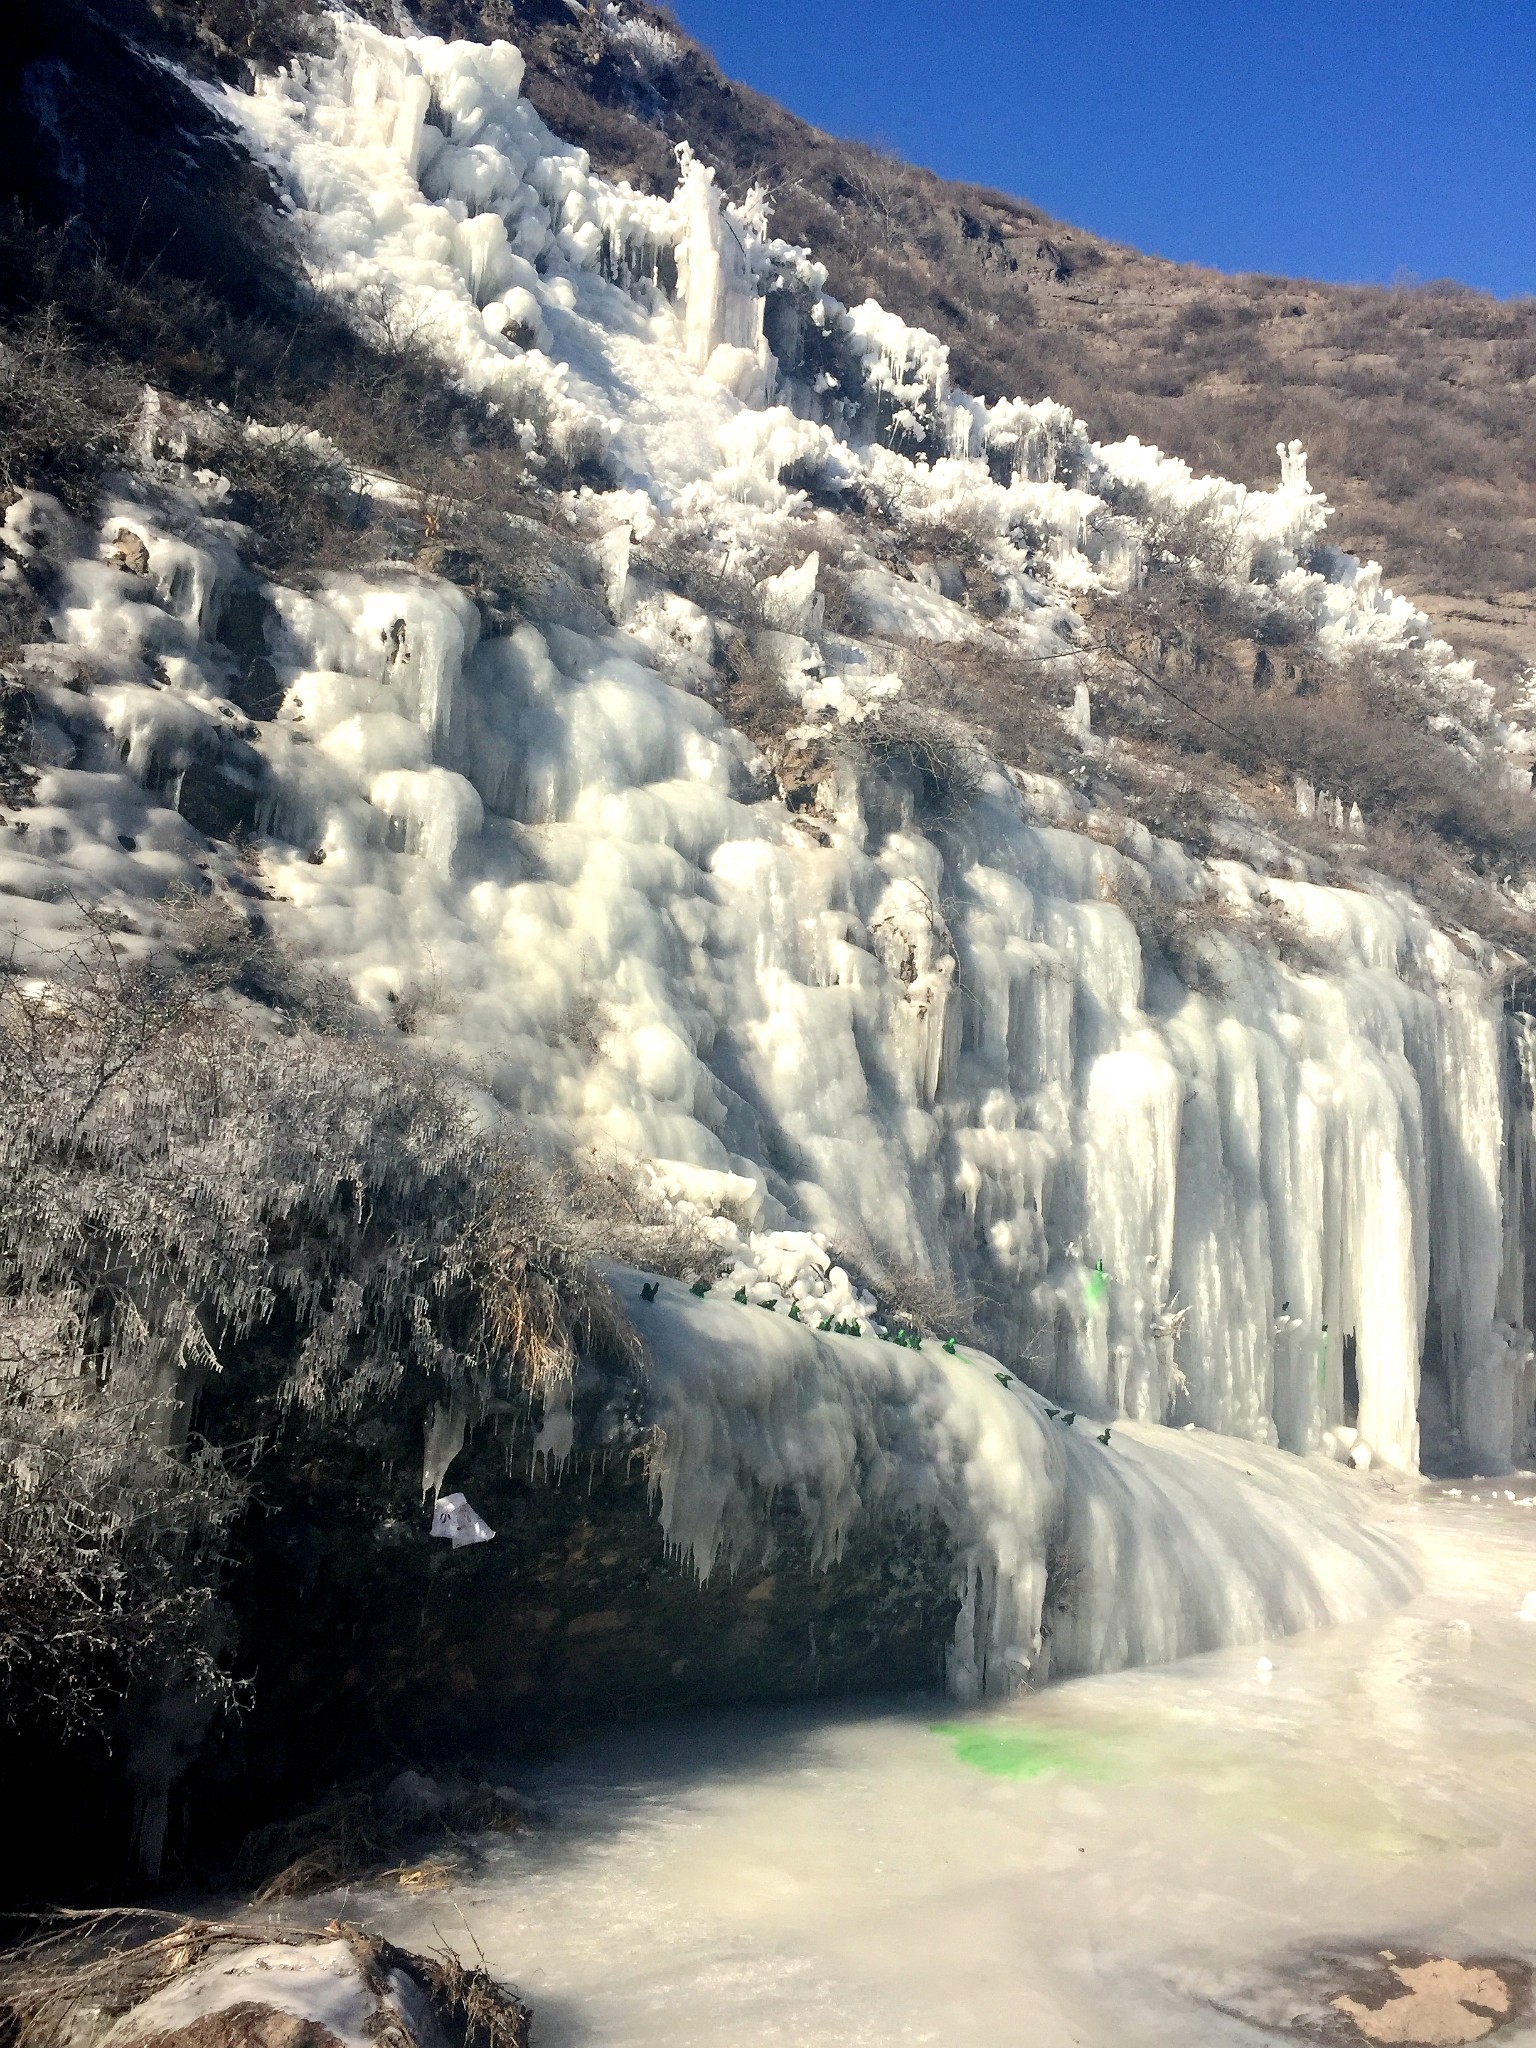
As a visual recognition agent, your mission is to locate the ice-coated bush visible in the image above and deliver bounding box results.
[0,904,638,1744]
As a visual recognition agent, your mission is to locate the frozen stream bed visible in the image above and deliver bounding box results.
[357,1484,1536,2047]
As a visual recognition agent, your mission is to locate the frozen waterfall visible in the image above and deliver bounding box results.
[16,474,1536,1485]
[5,7,1536,1713]
[624,1271,1417,1698]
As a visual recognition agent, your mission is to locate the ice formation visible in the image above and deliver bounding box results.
[624,1271,1415,1696]
[6,10,1536,1690]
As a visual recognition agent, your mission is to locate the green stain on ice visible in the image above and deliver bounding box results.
[933,1723,1116,1782]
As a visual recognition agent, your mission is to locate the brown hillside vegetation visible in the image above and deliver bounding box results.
[445,0,1536,691]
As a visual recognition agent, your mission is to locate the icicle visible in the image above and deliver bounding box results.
[423,1391,469,1497]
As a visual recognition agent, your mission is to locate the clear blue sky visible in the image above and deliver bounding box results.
[668,0,1536,298]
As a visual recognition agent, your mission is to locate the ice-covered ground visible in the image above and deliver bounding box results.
[362,1487,1536,2046]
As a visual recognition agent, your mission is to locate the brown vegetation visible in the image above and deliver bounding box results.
[237,1773,531,1900]
[0,1917,531,2048]
[0,210,572,590]
[857,698,987,818]
[489,0,1536,685]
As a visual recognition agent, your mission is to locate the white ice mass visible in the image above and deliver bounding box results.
[5,12,1535,1692]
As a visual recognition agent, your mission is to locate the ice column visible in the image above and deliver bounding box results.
[673,145,776,403]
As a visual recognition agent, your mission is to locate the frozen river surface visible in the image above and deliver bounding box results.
[372,1484,1536,2046]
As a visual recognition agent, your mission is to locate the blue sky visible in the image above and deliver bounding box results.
[668,0,1536,297]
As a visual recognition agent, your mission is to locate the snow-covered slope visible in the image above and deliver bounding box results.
[4,14,1534,1692]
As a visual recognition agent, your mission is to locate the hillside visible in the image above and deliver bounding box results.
[486,0,1536,689]
[2,0,1536,1905]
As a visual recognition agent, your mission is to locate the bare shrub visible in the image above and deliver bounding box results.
[217,425,370,575]
[555,1150,733,1283]
[172,0,334,68]
[1111,763,1224,862]
[0,214,553,596]
[711,631,803,749]
[0,1300,241,1736]
[873,1262,983,1345]
[634,524,768,633]
[1120,888,1243,996]
[1251,893,1344,974]
[894,638,1078,775]
[860,699,986,817]
[815,559,865,637]
[0,311,132,509]
[1086,580,1536,882]
[1040,1534,1085,1641]
[0,681,38,811]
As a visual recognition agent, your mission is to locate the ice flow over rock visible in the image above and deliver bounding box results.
[5,10,1534,1693]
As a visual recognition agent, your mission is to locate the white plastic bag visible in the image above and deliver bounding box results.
[430,1491,496,1548]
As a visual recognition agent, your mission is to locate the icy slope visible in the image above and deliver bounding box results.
[4,2,1535,1567]
[623,1270,1416,1695]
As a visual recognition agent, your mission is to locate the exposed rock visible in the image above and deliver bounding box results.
[111,529,151,577]
[204,1404,958,1856]
[128,2002,347,2048]
[176,760,264,838]
[232,656,283,721]
[1211,1944,1531,2046]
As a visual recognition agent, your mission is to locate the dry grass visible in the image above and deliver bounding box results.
[238,1777,531,1903]
[0,1915,531,2048]
[385,1940,531,2048]
[471,1154,643,1400]
[495,0,1536,682]
[0,1913,243,2048]
[870,1263,984,1346]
